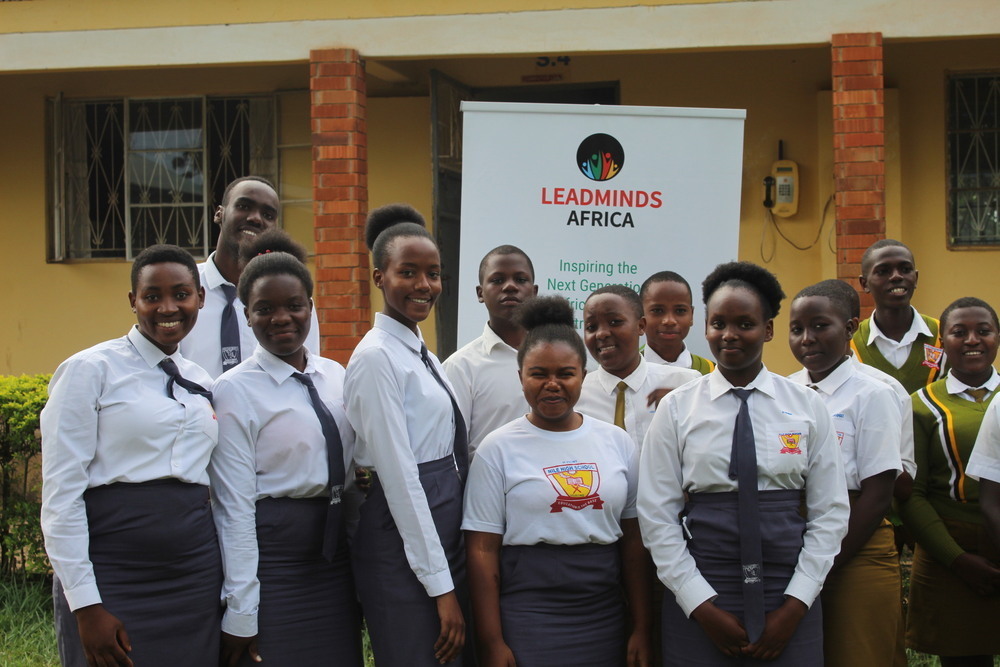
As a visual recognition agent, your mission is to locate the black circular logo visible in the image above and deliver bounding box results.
[577,134,625,181]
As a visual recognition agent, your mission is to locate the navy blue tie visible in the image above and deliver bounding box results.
[420,344,469,479]
[220,283,241,373]
[729,387,765,643]
[159,358,213,402]
[292,372,345,561]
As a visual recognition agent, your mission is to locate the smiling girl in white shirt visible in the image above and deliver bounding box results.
[345,204,471,666]
[787,281,903,667]
[42,245,221,667]
[638,261,849,666]
[208,230,362,667]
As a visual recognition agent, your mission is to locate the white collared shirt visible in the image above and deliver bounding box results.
[209,347,355,636]
[644,344,694,369]
[867,306,934,369]
[577,357,699,450]
[945,368,1000,402]
[851,356,917,477]
[789,360,902,490]
[41,327,218,611]
[463,415,638,546]
[968,395,1000,483]
[443,322,527,456]
[345,313,459,598]
[180,252,322,378]
[638,367,849,617]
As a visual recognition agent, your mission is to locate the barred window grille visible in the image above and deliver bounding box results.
[51,95,276,260]
[948,73,1000,247]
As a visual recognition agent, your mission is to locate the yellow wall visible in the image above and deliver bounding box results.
[421,47,836,372]
[367,96,436,349]
[6,37,999,375]
[888,37,1000,326]
[0,63,311,375]
[371,39,1000,371]
[1,0,738,33]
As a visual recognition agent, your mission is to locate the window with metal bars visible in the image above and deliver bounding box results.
[49,95,276,260]
[947,72,1000,247]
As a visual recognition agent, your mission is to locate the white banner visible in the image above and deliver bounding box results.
[457,102,745,360]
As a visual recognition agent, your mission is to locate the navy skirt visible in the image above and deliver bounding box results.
[500,542,625,666]
[245,496,362,666]
[661,490,823,666]
[350,455,471,666]
[54,480,223,667]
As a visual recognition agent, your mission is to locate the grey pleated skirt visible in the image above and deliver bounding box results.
[500,542,626,666]
[660,490,823,666]
[54,480,222,667]
[245,496,362,666]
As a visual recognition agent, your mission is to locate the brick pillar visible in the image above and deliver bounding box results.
[832,33,885,318]
[310,48,369,364]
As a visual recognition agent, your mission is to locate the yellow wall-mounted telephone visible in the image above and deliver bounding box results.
[766,160,799,218]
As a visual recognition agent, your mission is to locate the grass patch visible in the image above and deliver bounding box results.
[0,576,59,667]
[0,576,375,667]
[0,575,994,666]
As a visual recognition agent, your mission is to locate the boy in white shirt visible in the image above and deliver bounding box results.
[444,246,537,456]
[180,176,320,378]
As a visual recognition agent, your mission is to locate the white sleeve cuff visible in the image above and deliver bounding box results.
[783,573,822,608]
[221,608,258,637]
[673,575,718,618]
[62,581,102,612]
[419,569,456,599]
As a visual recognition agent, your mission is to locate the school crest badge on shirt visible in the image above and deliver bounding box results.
[543,462,604,512]
[778,431,803,454]
[922,344,943,369]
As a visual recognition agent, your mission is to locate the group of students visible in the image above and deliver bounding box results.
[38,177,1000,667]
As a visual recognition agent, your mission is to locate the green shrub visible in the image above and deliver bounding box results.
[0,374,50,579]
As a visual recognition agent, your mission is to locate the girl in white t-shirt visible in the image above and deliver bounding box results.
[464,295,651,667]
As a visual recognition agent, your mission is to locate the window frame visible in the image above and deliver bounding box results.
[48,93,277,262]
[945,69,1000,250]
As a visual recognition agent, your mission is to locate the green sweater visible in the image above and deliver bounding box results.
[851,313,942,394]
[690,354,715,376]
[639,346,715,375]
[899,380,995,565]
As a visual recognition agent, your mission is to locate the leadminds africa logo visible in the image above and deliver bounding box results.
[577,133,624,181]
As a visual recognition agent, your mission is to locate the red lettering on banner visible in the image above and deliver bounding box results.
[539,187,663,208]
[549,495,606,513]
